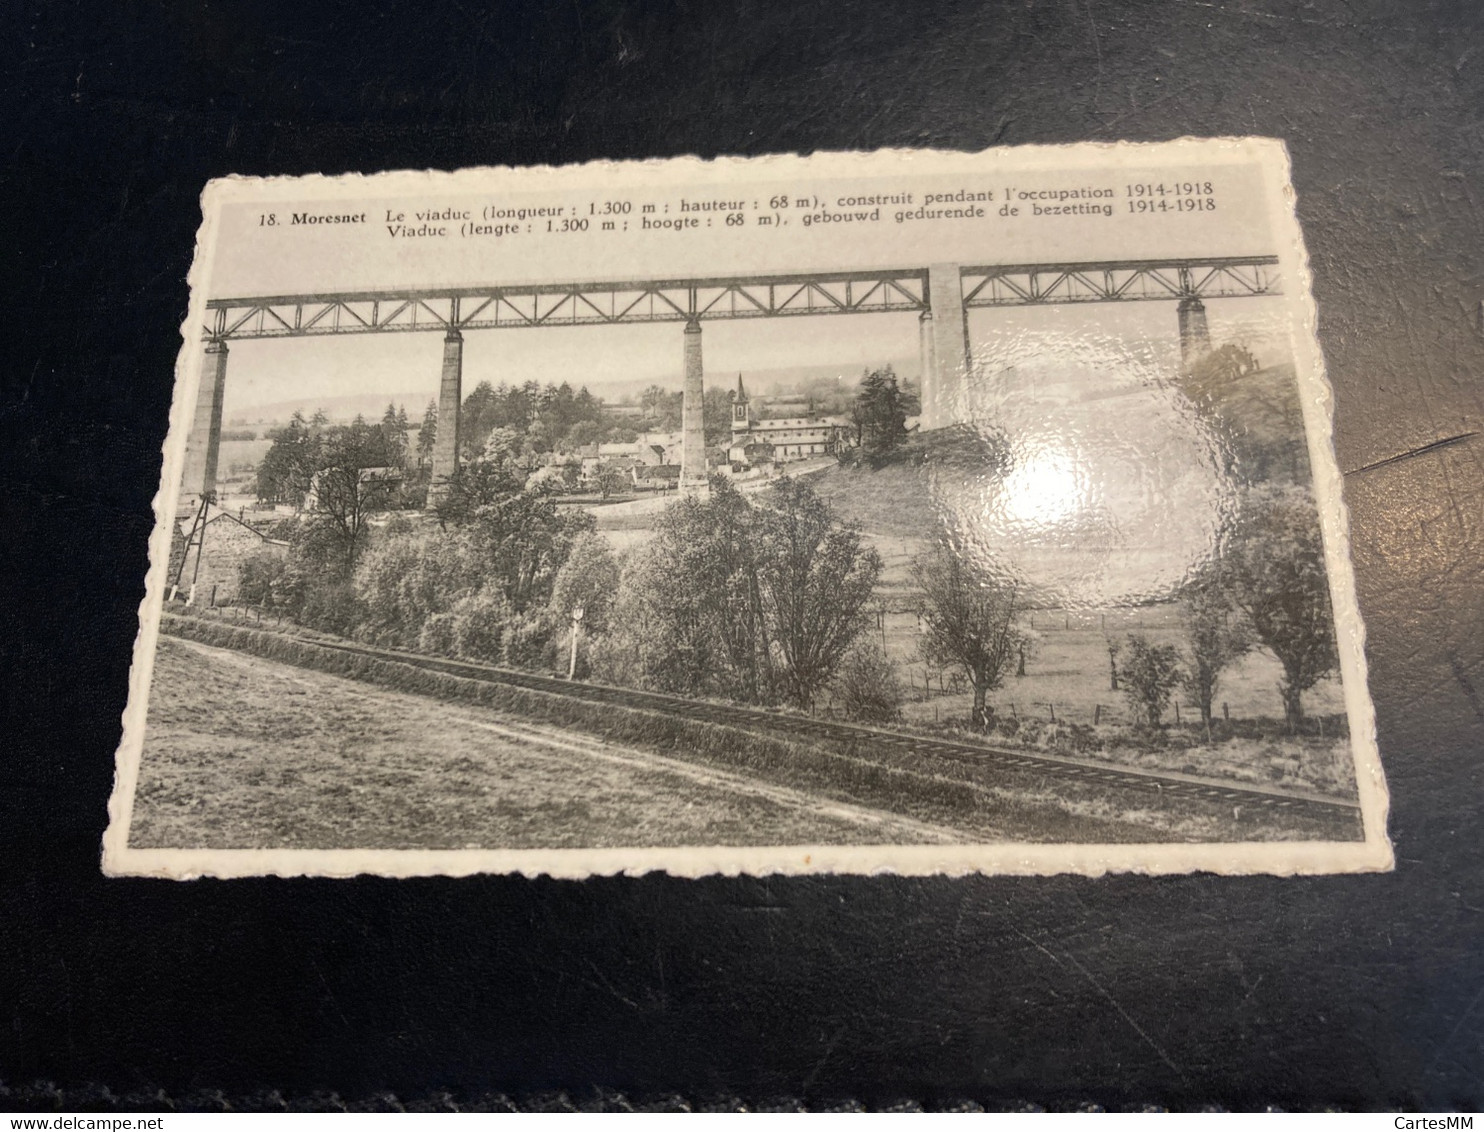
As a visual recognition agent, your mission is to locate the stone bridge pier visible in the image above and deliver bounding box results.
[680,318,707,492]
[181,338,230,508]
[920,263,971,431]
[429,327,465,505]
[1178,295,1212,369]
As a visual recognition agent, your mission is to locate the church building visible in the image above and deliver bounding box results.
[726,376,847,465]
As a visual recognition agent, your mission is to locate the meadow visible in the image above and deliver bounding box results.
[132,636,973,850]
[565,461,1355,799]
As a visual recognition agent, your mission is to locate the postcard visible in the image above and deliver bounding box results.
[103,139,1391,878]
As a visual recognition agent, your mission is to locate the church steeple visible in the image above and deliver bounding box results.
[730,373,750,435]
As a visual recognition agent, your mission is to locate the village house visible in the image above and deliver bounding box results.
[631,463,681,491]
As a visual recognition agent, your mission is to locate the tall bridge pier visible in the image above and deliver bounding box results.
[429,327,465,506]
[187,255,1279,507]
[181,339,230,507]
[679,318,707,491]
[921,263,973,431]
[1178,296,1212,369]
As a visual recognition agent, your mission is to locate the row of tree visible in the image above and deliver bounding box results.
[458,380,607,458]
[255,406,424,509]
[241,466,888,714]
[920,481,1338,734]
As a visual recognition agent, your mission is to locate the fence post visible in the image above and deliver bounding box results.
[1048,702,1056,723]
[1222,701,1230,722]
[1094,703,1101,725]
[1174,702,1181,725]
[1011,702,1018,720]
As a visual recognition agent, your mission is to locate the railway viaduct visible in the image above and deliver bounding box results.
[183,255,1280,508]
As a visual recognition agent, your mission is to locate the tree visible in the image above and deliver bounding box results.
[604,476,877,707]
[459,381,500,457]
[914,545,1022,727]
[563,419,603,450]
[1224,484,1339,730]
[447,590,512,663]
[524,419,555,454]
[550,533,621,634]
[237,549,289,610]
[614,477,767,700]
[305,420,401,576]
[593,460,628,499]
[1180,574,1251,737]
[703,385,734,445]
[852,366,909,464]
[380,403,410,468]
[755,477,882,710]
[1120,634,1184,727]
[354,526,485,646]
[254,410,323,506]
[1188,342,1259,388]
[416,399,438,467]
[481,426,523,465]
[464,490,595,614]
[432,458,526,529]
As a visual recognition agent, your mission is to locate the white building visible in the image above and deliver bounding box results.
[727,376,847,464]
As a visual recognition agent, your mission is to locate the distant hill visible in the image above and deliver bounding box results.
[228,391,431,427]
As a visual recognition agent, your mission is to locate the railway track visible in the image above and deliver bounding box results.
[271,629,1361,831]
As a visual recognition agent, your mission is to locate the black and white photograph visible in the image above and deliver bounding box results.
[104,141,1390,878]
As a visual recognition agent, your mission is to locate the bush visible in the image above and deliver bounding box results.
[833,641,903,723]
[417,612,458,657]
[586,626,647,689]
[299,581,363,637]
[1120,634,1183,727]
[237,550,288,609]
[502,610,560,670]
[450,591,510,663]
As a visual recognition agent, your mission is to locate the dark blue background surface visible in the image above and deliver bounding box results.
[2,0,1481,1109]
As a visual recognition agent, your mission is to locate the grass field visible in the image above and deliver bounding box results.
[132,638,987,850]
[140,622,1355,848]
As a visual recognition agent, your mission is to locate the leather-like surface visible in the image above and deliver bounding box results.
[2,0,1481,1108]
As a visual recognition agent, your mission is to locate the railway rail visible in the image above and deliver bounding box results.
[244,627,1362,833]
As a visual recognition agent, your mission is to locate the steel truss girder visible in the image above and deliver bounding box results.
[205,270,931,341]
[203,257,1279,341]
[958,256,1280,308]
